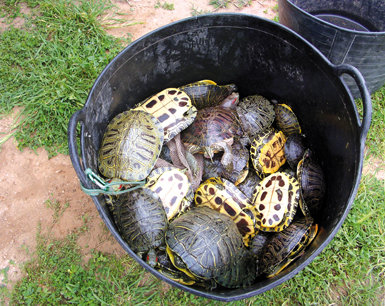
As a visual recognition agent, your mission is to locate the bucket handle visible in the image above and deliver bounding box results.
[334,64,372,142]
[67,109,89,188]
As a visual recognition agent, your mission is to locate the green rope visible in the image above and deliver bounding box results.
[80,168,145,196]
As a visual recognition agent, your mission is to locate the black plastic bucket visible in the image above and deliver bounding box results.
[278,0,385,98]
[68,14,371,301]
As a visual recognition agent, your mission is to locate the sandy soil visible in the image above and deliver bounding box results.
[0,0,279,290]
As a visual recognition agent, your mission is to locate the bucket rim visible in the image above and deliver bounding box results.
[281,0,385,35]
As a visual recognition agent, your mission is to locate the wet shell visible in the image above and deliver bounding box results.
[135,88,197,142]
[98,109,164,181]
[195,177,256,246]
[252,172,299,232]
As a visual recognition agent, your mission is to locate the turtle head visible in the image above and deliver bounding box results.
[220,92,240,109]
[146,249,158,267]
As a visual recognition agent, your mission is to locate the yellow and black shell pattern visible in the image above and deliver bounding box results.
[274,104,301,136]
[260,217,318,278]
[135,88,197,142]
[195,177,257,246]
[250,129,287,177]
[179,79,238,110]
[98,109,164,181]
[252,172,299,232]
[145,167,194,221]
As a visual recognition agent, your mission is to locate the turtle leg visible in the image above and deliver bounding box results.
[220,142,234,172]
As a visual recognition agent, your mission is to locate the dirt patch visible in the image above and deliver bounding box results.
[105,0,277,40]
[0,3,31,33]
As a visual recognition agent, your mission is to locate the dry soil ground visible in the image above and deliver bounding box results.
[0,0,279,290]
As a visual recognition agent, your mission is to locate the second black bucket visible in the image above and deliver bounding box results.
[278,0,385,98]
[68,14,371,301]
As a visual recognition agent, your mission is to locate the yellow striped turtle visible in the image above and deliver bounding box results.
[260,217,318,278]
[250,129,287,178]
[165,206,256,289]
[274,104,301,136]
[252,172,299,232]
[98,109,164,181]
[194,177,257,246]
[134,88,197,142]
[145,167,194,221]
[179,79,238,110]
[297,150,326,218]
[108,187,168,267]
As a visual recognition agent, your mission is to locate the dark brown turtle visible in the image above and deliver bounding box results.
[237,170,262,200]
[297,149,326,218]
[202,140,249,185]
[181,93,243,169]
[284,134,307,170]
[179,79,238,110]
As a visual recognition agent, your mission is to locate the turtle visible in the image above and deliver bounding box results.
[179,79,238,110]
[252,172,300,232]
[154,251,197,286]
[181,92,243,170]
[260,217,318,278]
[284,134,307,170]
[165,206,256,289]
[274,103,301,136]
[98,109,164,182]
[107,187,168,267]
[145,167,194,220]
[237,170,262,200]
[202,140,249,185]
[250,231,273,258]
[236,94,275,140]
[250,128,287,178]
[194,177,257,246]
[297,149,326,218]
[134,88,197,142]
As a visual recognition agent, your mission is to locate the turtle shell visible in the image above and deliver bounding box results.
[146,167,194,220]
[98,109,164,181]
[250,128,287,177]
[195,177,256,246]
[252,172,300,232]
[202,140,249,185]
[179,80,238,110]
[236,94,275,139]
[134,88,197,142]
[297,150,326,218]
[250,231,273,258]
[260,217,318,277]
[165,206,256,288]
[181,105,243,168]
[237,170,262,200]
[284,134,306,170]
[108,187,167,257]
[274,104,301,136]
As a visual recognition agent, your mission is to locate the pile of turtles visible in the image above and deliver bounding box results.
[97,80,326,289]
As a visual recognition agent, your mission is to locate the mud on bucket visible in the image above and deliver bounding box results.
[68,14,371,301]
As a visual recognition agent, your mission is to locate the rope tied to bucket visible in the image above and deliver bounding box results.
[80,168,145,196]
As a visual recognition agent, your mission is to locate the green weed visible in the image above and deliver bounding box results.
[209,0,231,9]
[0,0,127,157]
[190,5,212,16]
[155,1,175,10]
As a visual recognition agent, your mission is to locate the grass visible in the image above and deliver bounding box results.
[155,1,175,11]
[2,173,383,304]
[1,0,384,304]
[0,0,128,157]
